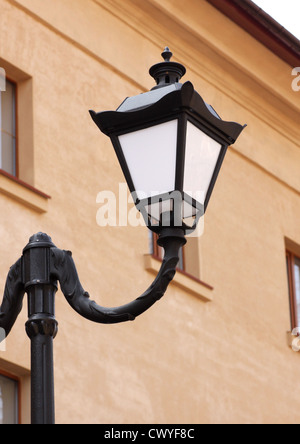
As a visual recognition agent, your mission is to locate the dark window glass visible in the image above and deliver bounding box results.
[0,373,19,424]
[0,80,16,176]
[286,251,300,329]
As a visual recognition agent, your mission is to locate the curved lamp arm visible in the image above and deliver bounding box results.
[50,228,186,324]
[0,229,186,427]
[0,228,186,341]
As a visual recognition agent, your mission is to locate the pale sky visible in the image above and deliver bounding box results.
[252,0,300,40]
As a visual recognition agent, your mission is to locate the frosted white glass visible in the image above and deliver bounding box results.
[145,199,173,222]
[183,122,222,205]
[182,200,197,218]
[119,120,178,200]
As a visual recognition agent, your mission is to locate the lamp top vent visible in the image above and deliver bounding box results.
[149,47,186,90]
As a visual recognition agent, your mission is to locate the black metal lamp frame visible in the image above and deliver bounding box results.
[90,52,246,234]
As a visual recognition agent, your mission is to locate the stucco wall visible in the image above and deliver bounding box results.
[0,0,299,424]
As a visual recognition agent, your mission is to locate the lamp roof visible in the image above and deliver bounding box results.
[90,81,246,145]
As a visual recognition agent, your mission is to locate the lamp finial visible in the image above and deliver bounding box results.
[161,47,173,62]
[149,47,186,90]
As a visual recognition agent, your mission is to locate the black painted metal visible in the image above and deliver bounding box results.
[26,315,57,424]
[23,233,58,425]
[0,258,24,338]
[51,228,186,324]
[0,229,185,424]
[90,50,246,235]
[149,46,186,89]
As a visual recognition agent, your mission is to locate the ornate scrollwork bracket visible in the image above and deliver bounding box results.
[0,229,186,424]
[50,228,186,324]
[0,258,24,339]
[0,228,186,337]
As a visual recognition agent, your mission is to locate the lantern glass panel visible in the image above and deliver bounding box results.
[144,199,173,224]
[118,120,178,200]
[183,121,222,205]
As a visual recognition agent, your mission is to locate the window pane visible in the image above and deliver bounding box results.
[0,80,16,176]
[0,374,18,424]
[294,257,300,318]
[151,232,184,272]
[1,132,15,175]
[1,81,15,135]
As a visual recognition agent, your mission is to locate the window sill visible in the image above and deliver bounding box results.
[144,254,213,302]
[0,170,50,213]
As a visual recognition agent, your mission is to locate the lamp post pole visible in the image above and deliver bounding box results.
[23,234,58,424]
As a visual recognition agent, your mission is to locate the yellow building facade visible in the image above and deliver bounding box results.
[0,0,299,424]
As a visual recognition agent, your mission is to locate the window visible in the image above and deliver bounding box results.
[0,79,17,176]
[286,251,300,329]
[146,232,213,302]
[0,372,19,424]
[0,61,49,212]
[150,232,185,270]
[0,59,35,186]
[150,232,201,278]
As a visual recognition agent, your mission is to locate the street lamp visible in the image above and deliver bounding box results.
[0,48,245,424]
[90,47,246,233]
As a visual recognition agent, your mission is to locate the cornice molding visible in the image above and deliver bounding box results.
[206,0,300,68]
[7,0,300,194]
[94,0,299,145]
